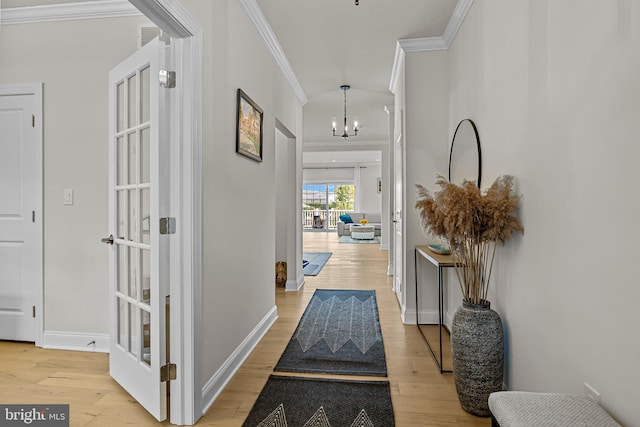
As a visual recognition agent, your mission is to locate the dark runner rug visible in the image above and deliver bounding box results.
[242,375,395,427]
[274,289,387,376]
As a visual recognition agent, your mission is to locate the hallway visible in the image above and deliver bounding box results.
[204,232,489,426]
[0,232,490,426]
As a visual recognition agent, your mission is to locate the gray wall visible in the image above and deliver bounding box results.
[398,50,450,320]
[403,1,640,424]
[0,16,151,338]
[178,0,303,390]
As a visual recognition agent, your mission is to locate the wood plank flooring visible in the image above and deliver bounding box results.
[0,231,490,426]
[204,232,489,426]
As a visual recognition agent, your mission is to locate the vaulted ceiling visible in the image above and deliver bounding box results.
[256,0,459,147]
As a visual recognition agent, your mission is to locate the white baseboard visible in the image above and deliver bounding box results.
[380,243,389,250]
[200,306,278,415]
[417,309,440,324]
[402,307,414,324]
[42,331,109,353]
[401,309,441,325]
[286,274,304,292]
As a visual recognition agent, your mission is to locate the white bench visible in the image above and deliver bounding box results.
[488,391,620,427]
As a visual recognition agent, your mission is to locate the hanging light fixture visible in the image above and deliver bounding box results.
[332,85,358,140]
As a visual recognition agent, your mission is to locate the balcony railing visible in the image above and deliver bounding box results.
[303,210,353,230]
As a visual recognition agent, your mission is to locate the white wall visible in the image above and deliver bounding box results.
[303,167,354,183]
[415,1,639,424]
[400,51,450,321]
[0,16,151,343]
[178,0,303,404]
[357,165,382,214]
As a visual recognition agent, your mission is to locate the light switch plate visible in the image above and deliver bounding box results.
[64,189,74,206]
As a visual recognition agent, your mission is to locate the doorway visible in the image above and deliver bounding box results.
[275,121,300,291]
[392,111,404,306]
[302,183,355,231]
[0,83,43,345]
[108,1,203,424]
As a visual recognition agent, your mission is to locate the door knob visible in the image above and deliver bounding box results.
[101,234,114,245]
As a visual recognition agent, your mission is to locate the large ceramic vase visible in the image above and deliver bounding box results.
[451,300,504,417]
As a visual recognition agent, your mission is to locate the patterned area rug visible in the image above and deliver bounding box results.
[274,289,387,376]
[302,252,332,276]
[338,236,381,244]
[241,376,395,427]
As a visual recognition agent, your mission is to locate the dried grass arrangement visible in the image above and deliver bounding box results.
[415,175,523,304]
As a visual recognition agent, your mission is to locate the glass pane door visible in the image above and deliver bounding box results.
[108,37,167,421]
[114,66,152,365]
[302,183,355,229]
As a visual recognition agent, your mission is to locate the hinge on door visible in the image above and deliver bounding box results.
[32,211,35,223]
[159,217,176,235]
[160,363,177,382]
[32,306,36,318]
[32,115,35,127]
[159,70,176,88]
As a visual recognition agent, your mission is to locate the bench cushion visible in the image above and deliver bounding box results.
[489,392,620,427]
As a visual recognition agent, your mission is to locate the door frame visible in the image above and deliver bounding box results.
[127,1,202,425]
[0,82,44,347]
[275,120,300,291]
[393,110,405,314]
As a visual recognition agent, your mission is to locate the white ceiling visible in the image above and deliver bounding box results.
[257,0,458,146]
[1,0,461,165]
[303,150,381,169]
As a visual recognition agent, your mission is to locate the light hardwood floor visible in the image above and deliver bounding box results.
[0,232,490,426]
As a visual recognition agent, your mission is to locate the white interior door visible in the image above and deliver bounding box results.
[107,38,169,422]
[393,111,404,305]
[0,87,41,342]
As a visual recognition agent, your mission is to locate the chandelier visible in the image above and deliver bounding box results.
[332,85,358,140]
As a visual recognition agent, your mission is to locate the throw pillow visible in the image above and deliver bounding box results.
[339,214,353,224]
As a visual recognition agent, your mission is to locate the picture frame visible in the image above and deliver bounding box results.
[236,88,264,162]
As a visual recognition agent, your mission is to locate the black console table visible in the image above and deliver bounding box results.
[414,245,455,374]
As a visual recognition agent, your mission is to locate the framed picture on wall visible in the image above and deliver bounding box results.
[236,88,264,162]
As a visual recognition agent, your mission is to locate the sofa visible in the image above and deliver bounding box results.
[337,212,382,237]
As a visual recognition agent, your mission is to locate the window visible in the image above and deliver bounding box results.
[303,184,355,229]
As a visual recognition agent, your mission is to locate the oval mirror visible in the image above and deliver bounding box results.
[448,119,482,188]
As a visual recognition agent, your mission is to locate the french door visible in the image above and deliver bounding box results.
[107,38,170,421]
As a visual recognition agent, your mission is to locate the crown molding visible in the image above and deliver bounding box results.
[400,36,448,53]
[388,43,405,95]
[239,0,308,105]
[442,0,474,47]
[1,0,142,25]
[389,0,474,93]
